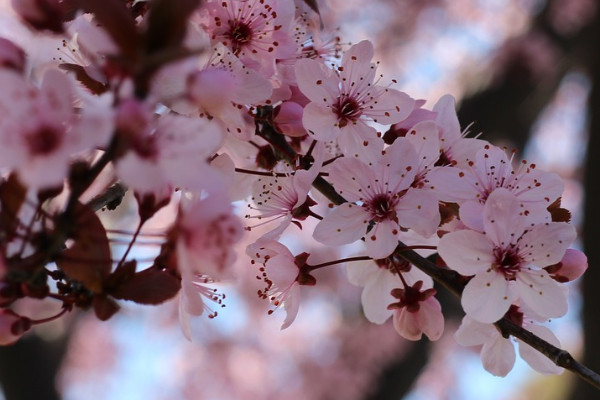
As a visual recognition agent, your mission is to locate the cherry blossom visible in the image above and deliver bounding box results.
[429,144,564,231]
[0,68,113,189]
[438,188,576,323]
[246,239,302,329]
[152,44,273,140]
[175,192,244,281]
[346,252,433,325]
[245,142,324,239]
[455,305,563,376]
[179,274,227,340]
[431,94,487,168]
[313,138,440,259]
[200,0,296,77]
[295,40,415,160]
[115,104,225,201]
[388,280,444,341]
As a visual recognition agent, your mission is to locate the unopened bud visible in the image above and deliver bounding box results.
[545,248,588,283]
[273,102,306,137]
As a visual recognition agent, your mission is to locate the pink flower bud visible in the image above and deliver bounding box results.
[0,309,30,345]
[0,38,26,72]
[545,248,588,283]
[11,0,64,33]
[274,102,307,137]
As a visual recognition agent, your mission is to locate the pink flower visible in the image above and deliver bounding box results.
[455,305,563,376]
[179,274,226,340]
[153,44,273,140]
[346,253,433,325]
[115,107,225,201]
[200,0,296,77]
[246,239,301,329]
[438,188,576,323]
[245,143,324,239]
[431,94,487,168]
[0,69,113,189]
[429,144,564,231]
[175,192,244,281]
[313,138,440,259]
[388,281,444,341]
[295,40,415,160]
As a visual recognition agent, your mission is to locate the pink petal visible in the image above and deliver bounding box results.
[366,88,416,125]
[313,203,370,246]
[295,58,338,104]
[396,189,440,237]
[382,138,419,190]
[481,333,516,377]
[302,101,340,142]
[428,167,480,203]
[364,219,401,259]
[417,296,444,341]
[393,308,422,340]
[516,269,568,319]
[336,121,382,162]
[281,284,300,330]
[455,315,498,346]
[482,188,526,246]
[517,325,563,375]
[405,120,441,171]
[433,94,461,142]
[519,222,576,266]
[329,157,377,202]
[459,200,485,232]
[437,230,495,275]
[361,268,397,324]
[462,269,517,323]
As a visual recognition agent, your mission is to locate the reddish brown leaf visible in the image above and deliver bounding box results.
[93,294,120,321]
[144,0,200,56]
[59,63,108,95]
[80,0,140,64]
[0,174,27,238]
[111,267,181,305]
[55,203,111,294]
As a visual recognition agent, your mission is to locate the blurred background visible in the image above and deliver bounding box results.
[0,0,599,399]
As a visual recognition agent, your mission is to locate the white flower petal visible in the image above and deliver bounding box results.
[437,230,495,276]
[462,269,517,323]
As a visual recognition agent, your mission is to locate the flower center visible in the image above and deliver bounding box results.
[493,247,522,280]
[228,21,253,54]
[375,253,411,273]
[334,95,362,127]
[26,126,61,155]
[366,194,398,222]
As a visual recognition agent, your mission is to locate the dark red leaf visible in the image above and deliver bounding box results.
[144,0,200,55]
[80,0,140,64]
[59,63,108,95]
[111,267,181,305]
[55,203,111,294]
[0,174,27,239]
[105,260,137,291]
[93,294,120,321]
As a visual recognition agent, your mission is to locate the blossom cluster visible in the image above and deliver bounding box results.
[0,0,588,379]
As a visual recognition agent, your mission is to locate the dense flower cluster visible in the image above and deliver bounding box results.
[0,0,588,380]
